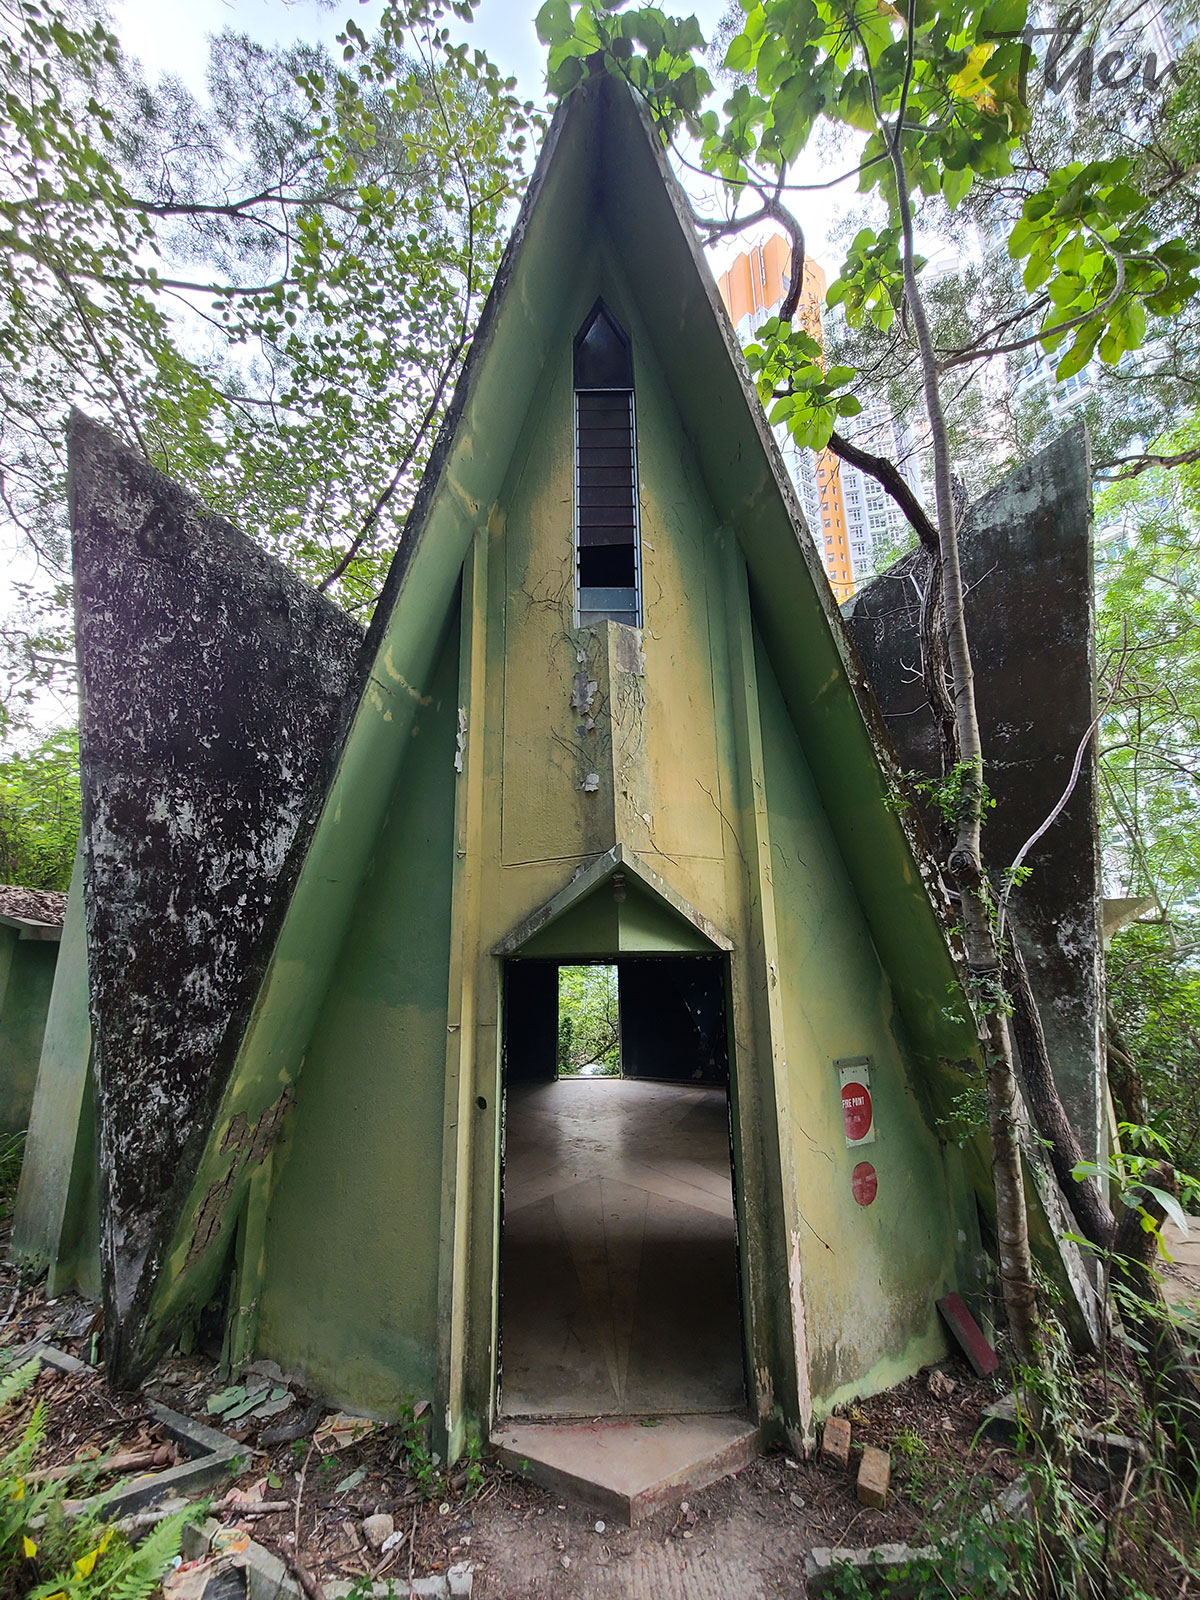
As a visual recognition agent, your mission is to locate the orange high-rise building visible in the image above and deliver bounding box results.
[716,238,855,600]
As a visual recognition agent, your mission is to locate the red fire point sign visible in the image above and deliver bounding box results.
[841,1081,873,1144]
[836,1056,876,1149]
[852,1161,878,1207]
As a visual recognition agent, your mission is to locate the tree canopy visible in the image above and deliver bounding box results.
[0,0,538,730]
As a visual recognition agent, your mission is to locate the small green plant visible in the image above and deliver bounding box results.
[0,1359,203,1598]
[890,1426,924,1461]
[0,1132,25,1222]
[396,1401,442,1499]
[891,761,995,832]
[462,1435,485,1497]
[937,1085,990,1147]
[1072,1123,1200,1248]
[27,1501,200,1600]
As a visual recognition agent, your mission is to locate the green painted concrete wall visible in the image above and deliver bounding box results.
[108,89,1000,1441]
[254,615,461,1414]
[0,931,58,1138]
[11,849,100,1296]
[754,630,968,1410]
[21,82,1085,1445]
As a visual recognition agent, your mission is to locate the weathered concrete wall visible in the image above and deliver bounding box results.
[68,414,365,1380]
[843,427,1105,1160]
[754,627,974,1408]
[255,617,460,1414]
[0,925,58,1136]
[11,848,96,1290]
[81,76,1090,1448]
[200,217,985,1439]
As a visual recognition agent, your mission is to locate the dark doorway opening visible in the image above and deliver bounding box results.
[499,956,745,1419]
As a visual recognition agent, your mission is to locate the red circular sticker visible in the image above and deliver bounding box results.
[841,1081,873,1143]
[852,1162,878,1206]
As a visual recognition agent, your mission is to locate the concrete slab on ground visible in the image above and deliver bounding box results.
[491,1414,758,1525]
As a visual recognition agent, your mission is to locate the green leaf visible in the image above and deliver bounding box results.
[1053,322,1100,380]
[980,0,1028,33]
[629,13,666,58]
[942,165,973,210]
[534,0,572,46]
[724,31,754,73]
[1142,1184,1190,1238]
[547,52,585,95]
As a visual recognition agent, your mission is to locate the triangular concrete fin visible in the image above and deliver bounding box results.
[68,412,365,1380]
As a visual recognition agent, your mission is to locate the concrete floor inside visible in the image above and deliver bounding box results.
[499,1077,745,1419]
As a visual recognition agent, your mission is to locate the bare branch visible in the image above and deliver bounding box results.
[826,429,938,552]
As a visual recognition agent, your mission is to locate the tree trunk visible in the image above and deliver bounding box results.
[1005,937,1115,1248]
[1105,1004,1148,1128]
[888,134,1042,1369]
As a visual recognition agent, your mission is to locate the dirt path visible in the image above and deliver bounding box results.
[1161,1219,1200,1310]
[466,1448,933,1599]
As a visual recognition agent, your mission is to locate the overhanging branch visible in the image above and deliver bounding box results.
[826,428,938,552]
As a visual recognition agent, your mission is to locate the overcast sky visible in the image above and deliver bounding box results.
[4,1,862,735]
[110,0,846,264]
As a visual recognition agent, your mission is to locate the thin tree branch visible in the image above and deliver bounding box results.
[1095,446,1200,480]
[826,429,938,551]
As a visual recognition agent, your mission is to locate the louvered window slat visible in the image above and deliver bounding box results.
[573,302,640,626]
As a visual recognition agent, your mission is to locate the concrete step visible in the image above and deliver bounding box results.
[491,1413,759,1524]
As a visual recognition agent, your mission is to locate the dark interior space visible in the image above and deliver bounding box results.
[577,542,636,589]
[620,956,728,1083]
[499,954,745,1419]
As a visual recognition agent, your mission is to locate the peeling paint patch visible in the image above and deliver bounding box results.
[613,626,645,677]
[755,1364,774,1422]
[571,673,598,715]
[380,649,432,704]
[790,1230,814,1438]
[189,1088,293,1267]
[454,708,467,773]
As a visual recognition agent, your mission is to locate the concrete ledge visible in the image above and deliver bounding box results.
[13,1343,242,1516]
[804,1543,937,1596]
[0,914,62,943]
[493,1413,758,1524]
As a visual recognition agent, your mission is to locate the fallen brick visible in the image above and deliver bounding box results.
[821,1415,851,1471]
[857,1445,890,1509]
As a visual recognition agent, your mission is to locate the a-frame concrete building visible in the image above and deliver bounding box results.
[14,69,1097,1495]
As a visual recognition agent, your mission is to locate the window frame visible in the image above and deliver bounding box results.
[573,302,642,630]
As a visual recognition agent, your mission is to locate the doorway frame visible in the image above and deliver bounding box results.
[494,950,748,1422]
[434,842,794,1454]
[433,857,805,1463]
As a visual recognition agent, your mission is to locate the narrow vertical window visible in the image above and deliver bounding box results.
[574,301,640,627]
